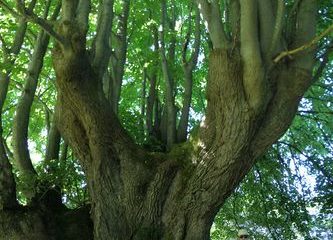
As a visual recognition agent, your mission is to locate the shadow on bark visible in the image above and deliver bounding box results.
[0,190,93,240]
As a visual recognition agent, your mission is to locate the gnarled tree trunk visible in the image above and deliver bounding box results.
[0,0,318,239]
[52,20,314,237]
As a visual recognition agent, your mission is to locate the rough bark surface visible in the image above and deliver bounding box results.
[51,31,312,238]
[0,205,92,240]
[0,0,317,239]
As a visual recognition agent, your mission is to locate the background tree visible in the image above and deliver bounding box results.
[0,0,332,239]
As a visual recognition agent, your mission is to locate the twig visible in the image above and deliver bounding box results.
[274,24,333,63]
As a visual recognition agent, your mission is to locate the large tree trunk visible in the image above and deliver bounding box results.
[0,0,317,238]
[51,16,313,236]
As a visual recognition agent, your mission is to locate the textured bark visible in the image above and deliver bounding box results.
[52,35,294,239]
[1,0,318,239]
[0,73,17,209]
[50,0,316,237]
[0,206,92,240]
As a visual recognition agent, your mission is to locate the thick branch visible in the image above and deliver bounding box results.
[269,0,284,58]
[189,7,201,69]
[12,30,50,199]
[91,0,114,78]
[240,0,266,112]
[240,0,261,64]
[45,113,61,163]
[178,7,201,142]
[258,0,275,59]
[289,0,317,70]
[12,0,60,182]
[196,0,228,49]
[177,69,193,142]
[76,0,91,34]
[109,0,130,113]
[254,0,317,149]
[61,0,79,21]
[146,30,159,137]
[159,0,176,149]
[251,67,313,159]
[228,0,240,40]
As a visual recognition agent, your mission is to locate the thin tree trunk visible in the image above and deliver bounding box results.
[108,0,131,114]
[159,0,177,150]
[146,73,157,137]
[141,68,147,136]
[177,69,193,142]
[45,107,61,163]
[12,4,60,199]
[177,7,201,142]
[153,97,162,141]
[12,30,50,198]
[146,28,160,141]
[0,2,36,208]
[91,0,114,99]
